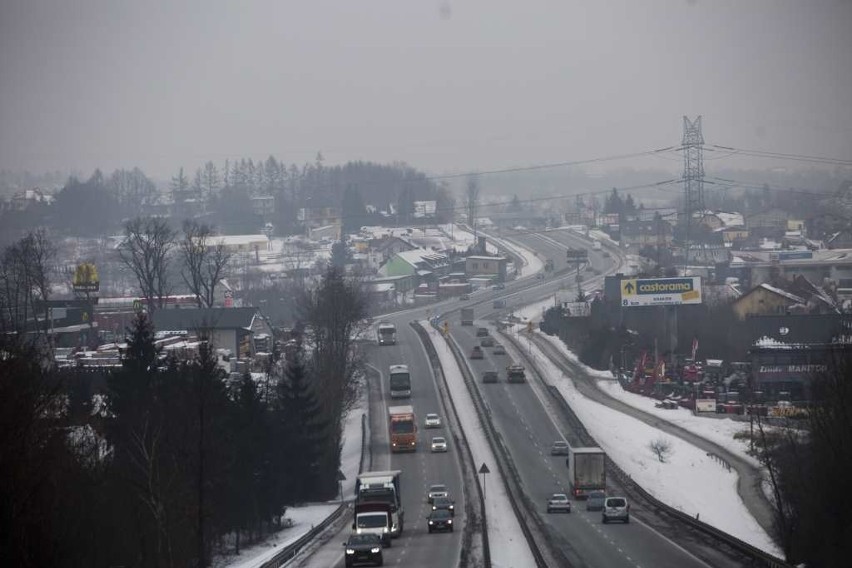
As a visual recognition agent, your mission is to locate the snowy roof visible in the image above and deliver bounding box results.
[216,234,269,247]
[757,283,806,304]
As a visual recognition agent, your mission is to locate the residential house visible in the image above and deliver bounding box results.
[732,276,838,320]
[382,249,450,283]
[745,208,791,239]
[464,255,508,282]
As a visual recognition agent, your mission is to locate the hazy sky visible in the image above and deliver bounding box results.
[1,0,850,179]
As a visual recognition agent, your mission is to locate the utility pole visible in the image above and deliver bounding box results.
[681,116,706,270]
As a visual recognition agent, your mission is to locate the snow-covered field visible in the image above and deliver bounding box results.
[219,381,367,568]
[521,335,782,557]
[424,322,536,568]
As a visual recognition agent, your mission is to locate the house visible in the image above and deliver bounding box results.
[151,307,272,358]
[464,255,508,282]
[369,236,417,263]
[216,234,270,254]
[732,276,838,320]
[382,249,450,281]
[6,188,53,211]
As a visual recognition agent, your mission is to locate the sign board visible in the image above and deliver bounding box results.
[478,463,490,474]
[620,277,702,307]
[561,301,590,317]
[72,263,100,293]
[566,248,588,261]
[769,251,813,261]
[695,399,717,413]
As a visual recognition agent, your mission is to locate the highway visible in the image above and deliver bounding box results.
[299,318,466,568]
[301,226,744,567]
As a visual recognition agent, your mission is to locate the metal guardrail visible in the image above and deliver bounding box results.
[411,322,491,568]
[258,407,372,567]
[433,323,559,568]
[511,331,794,568]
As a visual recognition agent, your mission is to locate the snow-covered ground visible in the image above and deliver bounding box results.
[520,334,782,557]
[481,232,544,278]
[439,223,501,254]
[218,380,367,568]
[424,321,536,568]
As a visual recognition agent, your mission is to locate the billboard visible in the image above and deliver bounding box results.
[620,277,702,307]
[561,301,590,317]
[72,263,100,293]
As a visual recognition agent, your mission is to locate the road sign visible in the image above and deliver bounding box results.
[478,463,490,474]
[442,321,449,336]
[526,321,534,333]
[336,470,346,481]
[620,277,702,307]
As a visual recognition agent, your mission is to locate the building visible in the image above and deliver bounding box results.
[151,307,272,358]
[369,236,417,263]
[464,255,508,282]
[382,249,450,280]
[727,248,852,289]
[620,219,673,249]
[732,276,838,320]
[215,234,270,254]
[745,208,791,239]
[749,338,851,401]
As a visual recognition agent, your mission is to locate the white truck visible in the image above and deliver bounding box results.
[377,322,397,346]
[356,470,404,539]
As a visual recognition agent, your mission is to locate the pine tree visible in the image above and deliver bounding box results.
[275,340,325,502]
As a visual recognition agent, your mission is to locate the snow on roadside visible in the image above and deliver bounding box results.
[423,321,536,568]
[536,332,761,466]
[219,380,367,568]
[221,505,339,568]
[524,340,782,557]
[482,232,544,278]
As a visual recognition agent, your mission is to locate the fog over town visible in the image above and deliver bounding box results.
[1,1,851,568]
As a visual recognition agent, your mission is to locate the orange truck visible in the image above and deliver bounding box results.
[388,405,417,452]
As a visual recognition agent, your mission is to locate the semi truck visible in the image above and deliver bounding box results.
[461,307,474,326]
[388,405,417,452]
[356,470,404,539]
[566,446,606,499]
[377,322,397,345]
[388,364,411,398]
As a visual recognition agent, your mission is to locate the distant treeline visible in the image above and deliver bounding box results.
[0,156,455,244]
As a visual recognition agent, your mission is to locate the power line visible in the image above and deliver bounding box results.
[704,145,852,167]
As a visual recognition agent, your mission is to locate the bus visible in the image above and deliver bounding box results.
[377,322,397,346]
[389,364,411,398]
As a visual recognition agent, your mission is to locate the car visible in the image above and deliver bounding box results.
[424,413,442,428]
[493,283,505,290]
[480,336,495,347]
[586,491,606,511]
[536,272,545,280]
[482,370,498,383]
[460,294,470,300]
[427,509,454,533]
[546,493,572,514]
[343,533,384,567]
[427,484,448,503]
[602,496,630,523]
[430,436,448,452]
[476,327,489,337]
[550,441,570,456]
[603,251,611,258]
[492,343,506,355]
[431,496,455,516]
[470,346,484,359]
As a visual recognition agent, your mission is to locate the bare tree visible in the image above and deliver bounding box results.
[0,229,55,336]
[649,437,672,463]
[119,217,176,312]
[465,174,480,227]
[179,221,232,308]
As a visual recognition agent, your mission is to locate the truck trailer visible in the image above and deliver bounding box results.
[461,307,474,326]
[388,406,417,452]
[566,446,606,499]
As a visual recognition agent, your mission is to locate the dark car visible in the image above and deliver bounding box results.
[482,370,498,383]
[480,336,495,347]
[431,496,456,516]
[493,283,505,290]
[470,346,484,359]
[586,491,606,511]
[427,509,454,533]
[492,343,506,355]
[343,533,384,567]
[476,327,489,337]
